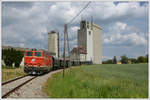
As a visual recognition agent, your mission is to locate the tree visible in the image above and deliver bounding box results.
[3,48,15,67]
[2,49,7,60]
[137,56,145,63]
[120,55,128,64]
[145,54,148,63]
[2,48,24,67]
[113,56,117,64]
[14,50,24,67]
[102,59,113,64]
[129,58,138,64]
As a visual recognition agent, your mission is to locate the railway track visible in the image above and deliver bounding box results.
[2,75,38,98]
[2,75,29,85]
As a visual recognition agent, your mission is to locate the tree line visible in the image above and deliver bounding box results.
[102,54,148,64]
[2,48,24,67]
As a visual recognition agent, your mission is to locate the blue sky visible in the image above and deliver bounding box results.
[2,1,149,61]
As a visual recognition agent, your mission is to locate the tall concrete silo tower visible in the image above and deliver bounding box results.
[48,30,59,57]
[78,20,93,62]
[78,20,102,64]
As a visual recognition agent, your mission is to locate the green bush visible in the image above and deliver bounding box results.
[102,59,113,64]
[120,55,128,64]
[2,48,24,68]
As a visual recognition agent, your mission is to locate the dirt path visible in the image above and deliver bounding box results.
[7,69,62,98]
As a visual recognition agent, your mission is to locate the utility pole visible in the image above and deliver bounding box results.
[62,1,91,77]
[58,32,59,58]
[63,24,67,77]
[63,24,72,77]
[66,25,72,75]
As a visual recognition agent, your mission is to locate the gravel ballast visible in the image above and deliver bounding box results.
[3,69,62,98]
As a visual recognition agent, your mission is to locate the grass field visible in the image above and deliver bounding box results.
[2,66,26,82]
[43,64,148,98]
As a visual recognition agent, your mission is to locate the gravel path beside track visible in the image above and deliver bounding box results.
[3,69,62,98]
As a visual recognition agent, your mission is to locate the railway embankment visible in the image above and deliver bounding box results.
[2,66,25,82]
[43,64,148,98]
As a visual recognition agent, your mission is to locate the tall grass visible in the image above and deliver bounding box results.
[43,64,148,98]
[2,66,25,82]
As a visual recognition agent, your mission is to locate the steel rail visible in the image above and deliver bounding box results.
[2,76,37,98]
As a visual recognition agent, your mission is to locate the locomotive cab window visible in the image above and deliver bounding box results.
[26,51,32,56]
[35,52,41,57]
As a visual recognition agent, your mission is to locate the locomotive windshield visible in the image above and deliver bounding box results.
[26,51,32,56]
[35,52,41,57]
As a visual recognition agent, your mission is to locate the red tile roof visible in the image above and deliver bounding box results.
[71,47,87,54]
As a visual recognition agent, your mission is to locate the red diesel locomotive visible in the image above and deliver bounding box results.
[24,49,86,75]
[24,49,53,74]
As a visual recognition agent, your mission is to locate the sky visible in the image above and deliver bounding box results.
[2,1,149,61]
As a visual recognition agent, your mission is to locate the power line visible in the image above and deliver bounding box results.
[63,2,91,77]
[67,1,91,25]
[66,1,91,55]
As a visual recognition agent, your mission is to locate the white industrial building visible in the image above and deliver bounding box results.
[48,31,59,57]
[70,47,87,62]
[77,20,102,64]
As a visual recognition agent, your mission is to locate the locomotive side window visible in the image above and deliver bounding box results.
[35,52,41,57]
[26,52,32,56]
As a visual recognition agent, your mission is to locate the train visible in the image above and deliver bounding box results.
[24,49,82,75]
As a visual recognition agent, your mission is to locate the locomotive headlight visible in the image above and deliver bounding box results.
[31,58,35,62]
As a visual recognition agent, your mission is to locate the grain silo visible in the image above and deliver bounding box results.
[48,30,59,57]
[78,20,102,64]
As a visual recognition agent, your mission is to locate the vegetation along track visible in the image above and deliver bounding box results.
[2,75,37,98]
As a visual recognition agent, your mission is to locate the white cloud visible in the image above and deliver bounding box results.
[69,26,79,38]
[107,22,127,34]
[102,56,112,59]
[104,32,147,46]
[87,2,148,20]
[103,21,147,46]
[128,33,147,45]
[116,22,127,30]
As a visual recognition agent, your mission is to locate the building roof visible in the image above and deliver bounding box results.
[48,30,57,34]
[92,23,102,30]
[71,47,87,54]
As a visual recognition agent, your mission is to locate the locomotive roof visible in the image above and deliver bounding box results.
[25,49,54,55]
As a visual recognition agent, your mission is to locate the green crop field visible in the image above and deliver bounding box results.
[43,64,148,98]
